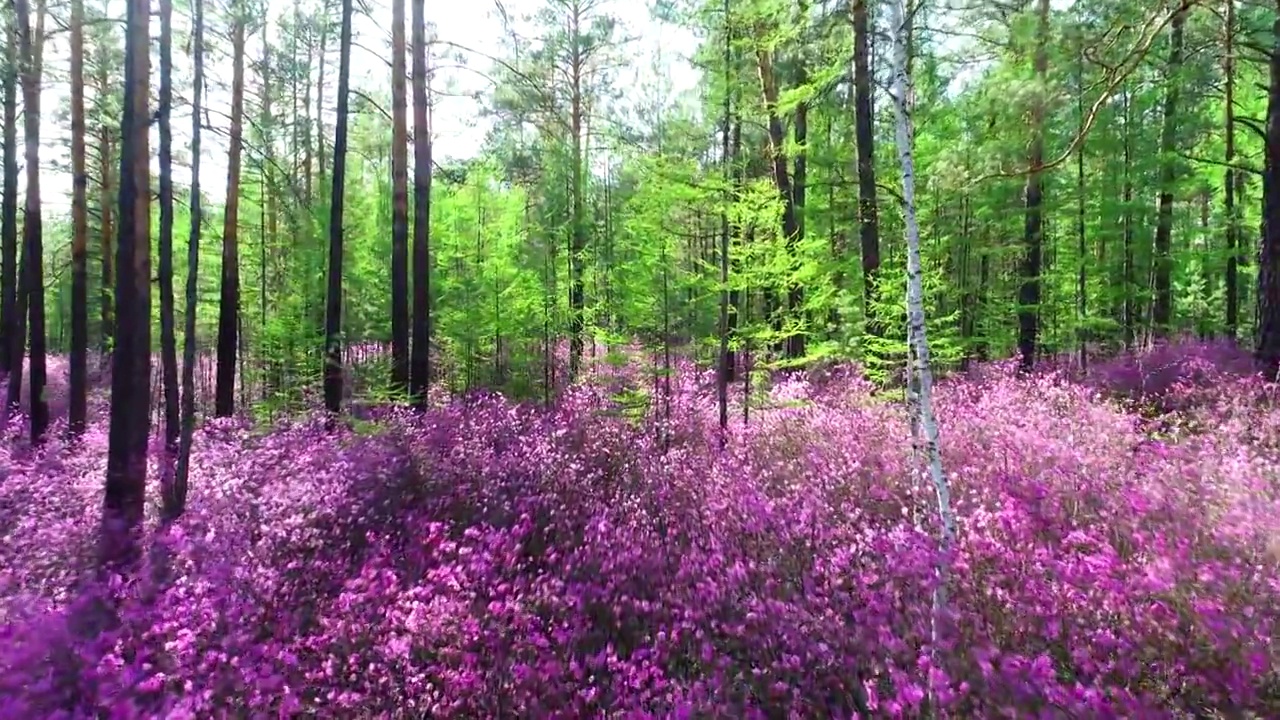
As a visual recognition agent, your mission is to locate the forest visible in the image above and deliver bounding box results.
[0,0,1279,714]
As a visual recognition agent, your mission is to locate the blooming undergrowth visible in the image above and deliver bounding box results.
[0,342,1277,718]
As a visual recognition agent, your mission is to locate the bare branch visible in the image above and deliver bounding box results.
[972,0,1199,184]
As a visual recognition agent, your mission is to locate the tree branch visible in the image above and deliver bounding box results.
[971,0,1199,184]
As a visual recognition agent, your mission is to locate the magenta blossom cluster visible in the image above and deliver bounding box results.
[0,344,1277,717]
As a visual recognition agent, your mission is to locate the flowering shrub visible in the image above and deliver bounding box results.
[0,342,1277,717]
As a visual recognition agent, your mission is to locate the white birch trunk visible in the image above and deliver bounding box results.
[887,0,956,704]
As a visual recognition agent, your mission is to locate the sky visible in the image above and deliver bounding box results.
[28,0,702,211]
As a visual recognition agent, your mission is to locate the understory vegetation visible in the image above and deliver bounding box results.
[1,340,1277,717]
[3,0,1280,714]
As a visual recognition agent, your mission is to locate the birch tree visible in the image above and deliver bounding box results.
[887,0,955,707]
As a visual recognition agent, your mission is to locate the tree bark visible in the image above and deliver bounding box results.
[1151,8,1186,335]
[409,0,432,405]
[216,15,247,417]
[69,0,88,436]
[158,0,179,448]
[852,0,880,346]
[0,15,16,377]
[323,0,353,413]
[13,0,47,442]
[390,0,409,394]
[1018,0,1050,373]
[103,0,151,569]
[1224,0,1240,338]
[1256,17,1280,377]
[172,0,204,522]
[887,0,954,701]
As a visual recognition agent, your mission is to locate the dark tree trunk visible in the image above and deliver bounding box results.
[172,0,204,522]
[1018,0,1049,374]
[717,0,731,439]
[69,0,88,436]
[389,0,409,394]
[322,0,353,413]
[159,0,179,448]
[1256,17,1280,377]
[1224,0,1240,338]
[409,0,432,406]
[853,0,880,345]
[14,0,46,442]
[1151,8,1185,335]
[102,0,151,569]
[215,16,246,417]
[0,17,16,377]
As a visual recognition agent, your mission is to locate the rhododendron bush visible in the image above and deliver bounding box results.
[0,346,1277,717]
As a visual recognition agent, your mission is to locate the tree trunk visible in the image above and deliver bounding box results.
[1224,0,1240,339]
[790,6,808,362]
[0,15,16,377]
[568,0,586,379]
[315,12,328,200]
[69,0,88,436]
[103,0,151,569]
[409,0,432,405]
[887,0,954,702]
[1122,83,1135,348]
[323,0,353,413]
[13,0,46,442]
[852,0,880,346]
[1151,8,1185,336]
[1256,16,1280,377]
[755,49,800,359]
[390,0,409,394]
[172,0,204,522]
[1018,0,1050,374]
[216,15,247,417]
[717,0,732,440]
[99,115,114,359]
[158,0,179,449]
[1076,26,1087,371]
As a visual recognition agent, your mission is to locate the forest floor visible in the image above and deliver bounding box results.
[0,340,1278,718]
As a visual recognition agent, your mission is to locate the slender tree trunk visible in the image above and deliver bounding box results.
[323,0,353,413]
[172,0,204,521]
[1152,8,1185,335]
[568,1,586,379]
[852,0,880,348]
[717,0,732,441]
[315,12,328,201]
[409,0,432,405]
[1224,0,1240,338]
[790,6,808,361]
[0,16,16,377]
[14,0,46,442]
[158,0,179,449]
[728,120,741,377]
[755,49,799,358]
[1076,26,1087,371]
[99,116,114,359]
[887,1,954,706]
[1122,83,1136,347]
[1018,0,1050,374]
[103,0,151,568]
[389,0,409,394]
[69,0,88,436]
[216,15,247,417]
